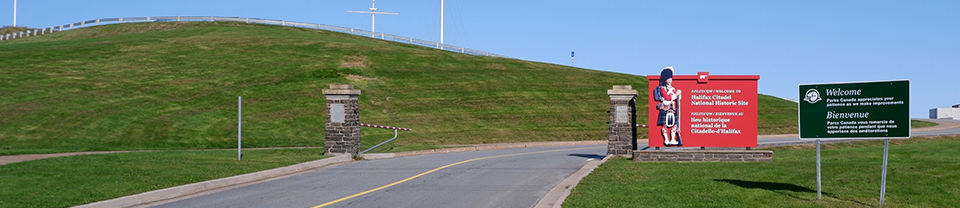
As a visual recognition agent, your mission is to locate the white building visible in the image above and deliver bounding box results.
[930,104,960,120]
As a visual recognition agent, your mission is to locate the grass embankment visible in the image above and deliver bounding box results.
[911,120,937,128]
[758,95,797,134]
[0,21,799,155]
[0,26,32,35]
[564,135,960,207]
[0,21,641,155]
[0,149,328,207]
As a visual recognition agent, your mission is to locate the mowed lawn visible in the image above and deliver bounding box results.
[0,149,328,208]
[564,135,960,207]
[1,21,804,157]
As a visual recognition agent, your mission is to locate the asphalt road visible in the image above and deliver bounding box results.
[151,145,606,208]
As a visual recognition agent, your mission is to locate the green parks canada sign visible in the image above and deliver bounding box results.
[799,80,910,139]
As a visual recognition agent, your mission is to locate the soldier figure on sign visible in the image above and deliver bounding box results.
[655,66,683,146]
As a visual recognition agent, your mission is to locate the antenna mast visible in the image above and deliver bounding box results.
[348,0,398,37]
[440,0,444,48]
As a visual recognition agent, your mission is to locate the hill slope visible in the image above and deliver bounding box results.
[0,21,797,154]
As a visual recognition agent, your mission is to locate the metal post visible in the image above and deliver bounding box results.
[880,138,889,206]
[361,129,399,154]
[440,0,444,48]
[238,96,242,161]
[816,139,822,200]
[13,0,16,27]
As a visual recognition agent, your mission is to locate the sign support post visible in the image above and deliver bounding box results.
[238,96,242,161]
[880,138,889,206]
[816,138,821,200]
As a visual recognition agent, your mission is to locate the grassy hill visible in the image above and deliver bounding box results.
[0,26,32,35]
[0,21,798,155]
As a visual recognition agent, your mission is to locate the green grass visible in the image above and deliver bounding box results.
[0,148,328,207]
[0,21,798,156]
[758,95,798,134]
[911,120,937,128]
[563,135,960,207]
[1,26,32,35]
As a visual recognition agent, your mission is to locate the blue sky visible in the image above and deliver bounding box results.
[3,0,958,118]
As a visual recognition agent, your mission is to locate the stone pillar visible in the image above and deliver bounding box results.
[323,84,361,155]
[608,85,638,157]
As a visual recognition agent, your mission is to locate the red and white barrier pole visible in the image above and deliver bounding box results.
[359,123,412,131]
[359,123,412,154]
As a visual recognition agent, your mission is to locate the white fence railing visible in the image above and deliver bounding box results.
[0,16,508,58]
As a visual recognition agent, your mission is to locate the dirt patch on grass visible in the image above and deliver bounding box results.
[340,55,367,68]
[0,102,43,124]
[347,74,378,81]
[486,64,508,70]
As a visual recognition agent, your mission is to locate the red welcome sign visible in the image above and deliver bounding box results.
[647,70,759,147]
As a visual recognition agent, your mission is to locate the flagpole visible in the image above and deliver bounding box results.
[440,0,444,49]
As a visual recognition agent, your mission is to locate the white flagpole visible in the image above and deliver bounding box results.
[441,0,444,47]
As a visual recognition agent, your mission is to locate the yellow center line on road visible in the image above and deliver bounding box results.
[311,146,603,208]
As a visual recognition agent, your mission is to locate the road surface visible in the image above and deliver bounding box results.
[152,145,606,208]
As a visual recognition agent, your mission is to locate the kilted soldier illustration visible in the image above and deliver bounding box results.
[655,66,683,146]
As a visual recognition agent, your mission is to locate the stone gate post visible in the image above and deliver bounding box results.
[608,85,638,157]
[323,84,361,155]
